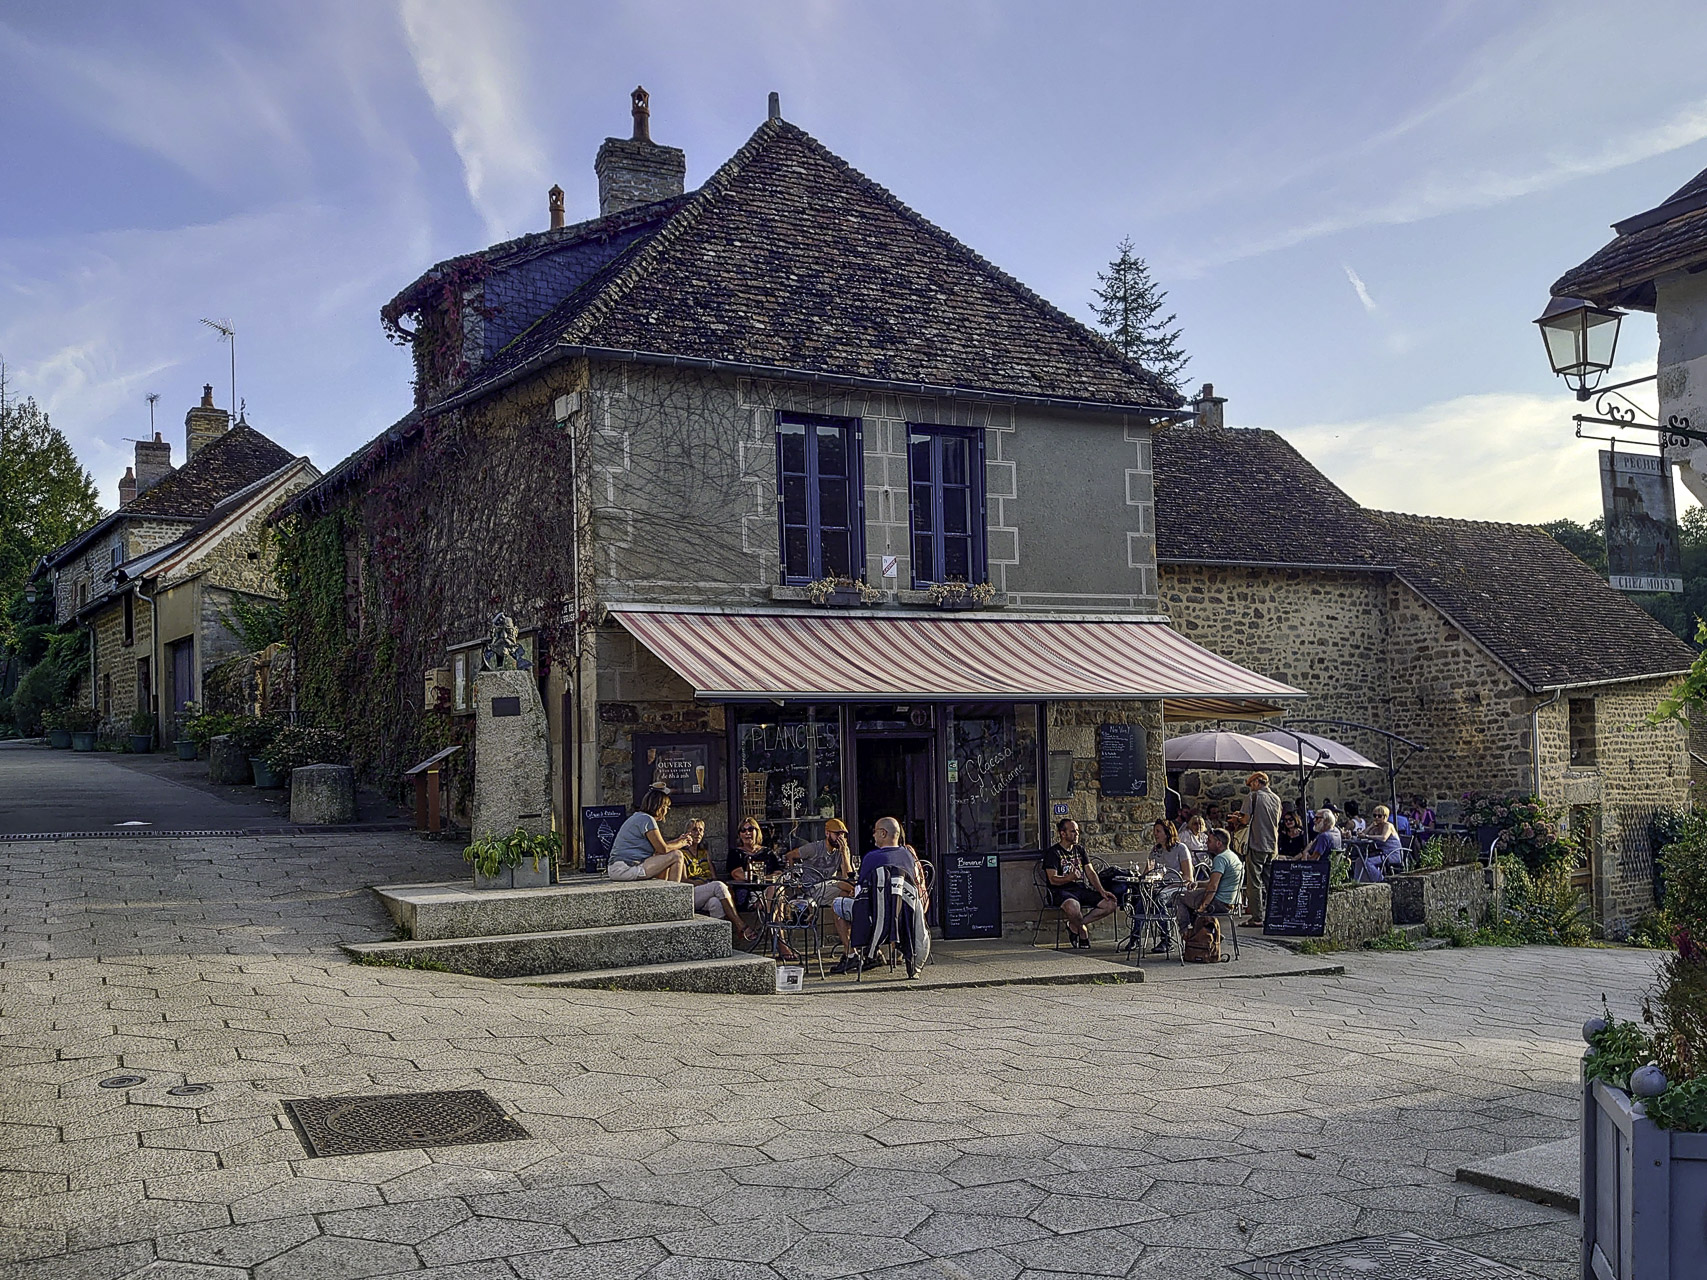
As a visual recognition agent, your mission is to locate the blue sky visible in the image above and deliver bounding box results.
[4,0,1707,522]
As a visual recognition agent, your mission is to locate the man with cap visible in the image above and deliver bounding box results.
[1240,771,1281,924]
[787,819,857,958]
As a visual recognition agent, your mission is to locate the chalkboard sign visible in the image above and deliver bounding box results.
[1097,723,1147,798]
[943,853,1002,939]
[580,805,628,875]
[1263,859,1330,937]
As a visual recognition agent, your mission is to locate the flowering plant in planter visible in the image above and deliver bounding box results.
[1460,790,1575,873]
[925,579,996,608]
[804,576,883,606]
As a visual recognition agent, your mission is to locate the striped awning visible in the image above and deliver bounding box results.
[610,606,1304,704]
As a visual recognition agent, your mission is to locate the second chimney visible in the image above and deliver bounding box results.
[1191,382,1227,432]
[118,466,137,507]
[593,86,686,217]
[134,432,173,493]
[185,384,231,458]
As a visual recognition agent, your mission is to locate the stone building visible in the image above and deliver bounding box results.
[34,387,317,735]
[277,91,1295,933]
[1154,391,1696,932]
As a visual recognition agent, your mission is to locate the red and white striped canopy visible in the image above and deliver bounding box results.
[611,607,1303,704]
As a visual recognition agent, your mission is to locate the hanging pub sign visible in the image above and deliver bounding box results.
[632,733,722,806]
[1600,450,1683,593]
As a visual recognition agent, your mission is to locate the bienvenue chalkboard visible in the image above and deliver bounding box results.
[943,854,1002,939]
[1097,723,1147,797]
[580,805,628,875]
[1263,859,1330,937]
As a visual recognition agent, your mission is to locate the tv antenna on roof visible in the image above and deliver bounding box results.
[145,392,159,435]
[198,317,236,423]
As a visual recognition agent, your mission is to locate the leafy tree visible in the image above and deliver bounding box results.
[0,364,102,652]
[1090,237,1189,391]
[1540,516,1607,576]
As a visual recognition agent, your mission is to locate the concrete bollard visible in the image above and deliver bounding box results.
[289,764,356,825]
[208,735,250,785]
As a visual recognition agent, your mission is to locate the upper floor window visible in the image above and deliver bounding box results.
[908,425,986,587]
[777,415,864,584]
[1569,697,1597,767]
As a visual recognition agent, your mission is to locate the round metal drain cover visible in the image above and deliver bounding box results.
[167,1084,213,1096]
[98,1075,146,1089]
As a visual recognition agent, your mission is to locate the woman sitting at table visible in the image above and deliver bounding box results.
[1356,805,1406,882]
[607,785,697,881]
[683,832,759,944]
[1278,810,1309,858]
[1180,814,1208,858]
[1147,819,1196,886]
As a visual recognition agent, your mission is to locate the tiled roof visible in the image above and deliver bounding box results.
[118,456,317,583]
[43,425,296,569]
[1153,424,1695,689]
[1552,162,1707,308]
[1152,425,1389,566]
[1378,513,1697,690]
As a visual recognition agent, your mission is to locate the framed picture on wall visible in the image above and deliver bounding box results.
[632,733,722,807]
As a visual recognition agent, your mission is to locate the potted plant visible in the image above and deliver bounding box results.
[926,579,996,611]
[129,710,156,755]
[43,709,72,751]
[64,706,100,752]
[463,827,556,890]
[179,704,237,761]
[258,724,348,791]
[806,576,884,608]
[229,716,283,787]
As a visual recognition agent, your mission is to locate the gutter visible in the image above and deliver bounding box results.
[1157,557,1396,573]
[432,341,1192,422]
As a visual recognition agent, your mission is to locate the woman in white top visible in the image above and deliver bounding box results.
[607,785,699,881]
[1147,819,1196,886]
[1180,814,1208,858]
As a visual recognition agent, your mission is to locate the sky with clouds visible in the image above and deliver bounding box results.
[4,0,1707,523]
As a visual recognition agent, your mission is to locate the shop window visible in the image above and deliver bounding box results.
[1569,697,1597,767]
[947,703,1040,855]
[732,705,843,839]
[909,426,986,587]
[776,415,864,584]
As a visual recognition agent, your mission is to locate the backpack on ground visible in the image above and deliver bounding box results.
[1183,913,1222,963]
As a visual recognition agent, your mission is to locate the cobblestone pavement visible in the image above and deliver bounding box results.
[0,833,1660,1280]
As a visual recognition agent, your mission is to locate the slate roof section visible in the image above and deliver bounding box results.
[1152,425,1389,566]
[1552,162,1707,309]
[1153,423,1695,690]
[1379,513,1697,691]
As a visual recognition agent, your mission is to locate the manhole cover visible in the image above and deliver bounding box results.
[168,1084,213,1096]
[1231,1234,1538,1279]
[98,1075,146,1089]
[282,1090,530,1157]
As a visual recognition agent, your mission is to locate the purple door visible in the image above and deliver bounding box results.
[170,639,195,717]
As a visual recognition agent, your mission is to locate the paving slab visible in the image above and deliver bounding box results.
[1456,1137,1580,1212]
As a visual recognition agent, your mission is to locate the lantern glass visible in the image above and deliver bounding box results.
[1535,297,1623,392]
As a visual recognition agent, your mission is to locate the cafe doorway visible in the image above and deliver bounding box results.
[853,733,937,906]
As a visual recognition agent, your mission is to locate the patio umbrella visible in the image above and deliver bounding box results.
[1162,730,1319,771]
[1251,730,1379,770]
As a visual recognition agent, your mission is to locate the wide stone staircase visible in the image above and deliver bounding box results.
[343,879,777,994]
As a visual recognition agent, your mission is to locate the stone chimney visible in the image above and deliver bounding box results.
[594,86,686,217]
[118,467,137,507]
[134,431,173,493]
[185,384,231,458]
[548,184,565,231]
[1191,382,1227,432]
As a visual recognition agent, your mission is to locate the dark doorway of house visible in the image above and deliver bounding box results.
[854,734,937,918]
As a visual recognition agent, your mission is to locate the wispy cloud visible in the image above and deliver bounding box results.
[398,0,548,242]
[1343,265,1377,314]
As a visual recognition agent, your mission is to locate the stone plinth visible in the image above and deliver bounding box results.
[472,668,551,843]
[208,735,249,785]
[1389,862,1492,928]
[289,764,356,825]
[1324,882,1392,947]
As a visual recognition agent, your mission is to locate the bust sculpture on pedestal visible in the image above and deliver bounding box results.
[471,612,552,885]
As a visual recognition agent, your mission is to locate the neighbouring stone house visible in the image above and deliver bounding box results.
[34,387,317,736]
[275,90,1297,934]
[1153,390,1697,933]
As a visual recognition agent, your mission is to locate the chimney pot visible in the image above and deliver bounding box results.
[594,88,686,217]
[1191,382,1228,432]
[548,184,565,231]
[631,85,650,141]
[185,388,231,458]
[200,383,215,408]
[768,91,781,121]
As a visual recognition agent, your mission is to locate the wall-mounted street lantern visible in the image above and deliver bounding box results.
[24,583,36,604]
[1535,296,1623,399]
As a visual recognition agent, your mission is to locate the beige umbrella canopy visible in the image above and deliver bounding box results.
[1252,729,1378,770]
[1162,730,1322,772]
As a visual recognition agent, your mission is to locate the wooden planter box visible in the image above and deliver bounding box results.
[1582,1077,1707,1279]
[814,587,864,608]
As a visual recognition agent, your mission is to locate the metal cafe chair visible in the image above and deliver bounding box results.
[1032,863,1068,949]
[765,867,829,981]
[1116,871,1180,962]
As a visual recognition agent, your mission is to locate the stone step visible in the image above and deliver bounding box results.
[1393,923,1430,943]
[342,917,731,980]
[505,954,779,996]
[375,879,693,941]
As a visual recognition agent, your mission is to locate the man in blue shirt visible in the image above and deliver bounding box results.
[1174,827,1243,934]
[831,817,926,975]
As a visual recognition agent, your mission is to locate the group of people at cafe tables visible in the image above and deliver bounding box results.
[602,783,929,977]
[598,775,1436,970]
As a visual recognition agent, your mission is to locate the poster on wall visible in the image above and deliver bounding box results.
[1600,450,1683,593]
[632,733,722,806]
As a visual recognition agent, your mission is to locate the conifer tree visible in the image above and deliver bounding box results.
[1090,238,1189,391]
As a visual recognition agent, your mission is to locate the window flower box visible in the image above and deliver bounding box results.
[926,580,996,611]
[805,577,882,608]
[1582,1076,1707,1279]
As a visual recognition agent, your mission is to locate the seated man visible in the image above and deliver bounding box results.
[831,817,926,976]
[788,818,857,962]
[1043,818,1117,949]
[1174,827,1244,935]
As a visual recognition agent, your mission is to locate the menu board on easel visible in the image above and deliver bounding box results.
[1097,723,1147,797]
[1263,860,1330,937]
[943,853,1002,939]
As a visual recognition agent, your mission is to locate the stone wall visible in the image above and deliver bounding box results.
[88,593,154,727]
[1324,882,1392,947]
[53,518,187,625]
[1388,862,1492,928]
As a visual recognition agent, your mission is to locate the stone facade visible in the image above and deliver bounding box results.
[1389,862,1495,929]
[1324,882,1393,947]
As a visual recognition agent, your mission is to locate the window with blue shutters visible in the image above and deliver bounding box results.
[776,415,864,584]
[908,425,986,587]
